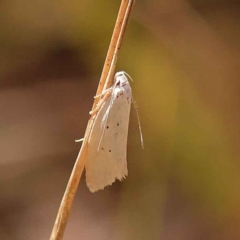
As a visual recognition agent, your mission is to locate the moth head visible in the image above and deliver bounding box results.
[114,71,133,86]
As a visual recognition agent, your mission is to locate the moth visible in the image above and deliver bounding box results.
[84,71,142,192]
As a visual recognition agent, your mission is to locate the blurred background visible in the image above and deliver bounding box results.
[1,0,240,239]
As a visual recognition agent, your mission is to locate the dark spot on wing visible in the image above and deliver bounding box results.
[107,126,109,129]
[117,122,120,126]
[101,147,104,150]
[109,150,111,152]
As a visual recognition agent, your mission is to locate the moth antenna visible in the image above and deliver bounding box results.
[131,95,144,149]
[97,80,119,151]
[123,71,133,82]
[88,87,113,146]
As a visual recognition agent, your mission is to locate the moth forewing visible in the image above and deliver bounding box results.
[85,72,132,192]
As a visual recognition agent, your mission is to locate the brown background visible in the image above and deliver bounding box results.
[1,0,240,239]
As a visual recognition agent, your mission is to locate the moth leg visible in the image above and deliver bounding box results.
[90,89,112,116]
[75,138,84,143]
[94,87,112,99]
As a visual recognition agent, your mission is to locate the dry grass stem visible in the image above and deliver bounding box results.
[49,1,135,240]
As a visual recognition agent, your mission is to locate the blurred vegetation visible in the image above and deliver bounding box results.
[1,1,240,240]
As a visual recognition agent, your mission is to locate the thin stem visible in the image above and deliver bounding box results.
[49,1,135,240]
[96,0,135,97]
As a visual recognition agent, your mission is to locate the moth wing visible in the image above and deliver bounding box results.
[86,85,131,192]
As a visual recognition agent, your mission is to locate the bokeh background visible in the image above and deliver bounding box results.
[1,0,240,239]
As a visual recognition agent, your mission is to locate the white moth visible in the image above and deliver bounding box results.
[85,71,139,193]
